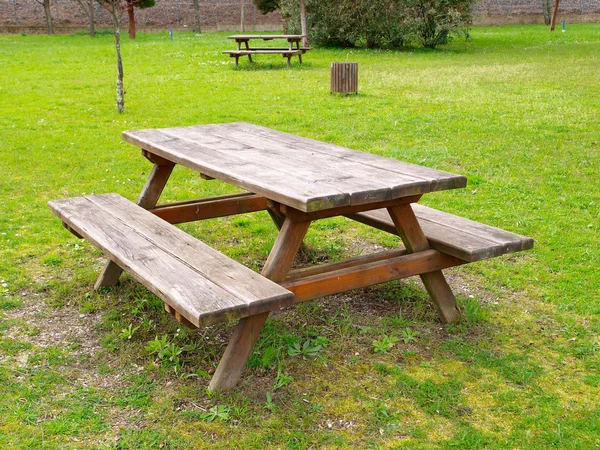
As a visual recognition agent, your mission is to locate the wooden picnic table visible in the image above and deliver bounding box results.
[223,35,310,67]
[49,122,533,392]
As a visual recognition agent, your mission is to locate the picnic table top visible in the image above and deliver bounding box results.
[227,35,305,40]
[122,122,466,213]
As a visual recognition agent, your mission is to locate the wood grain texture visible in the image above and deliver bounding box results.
[282,249,464,303]
[331,62,358,95]
[209,215,309,392]
[48,194,294,328]
[285,248,409,282]
[387,205,460,323]
[227,35,305,40]
[348,204,534,262]
[96,162,174,288]
[122,123,466,212]
[150,193,268,224]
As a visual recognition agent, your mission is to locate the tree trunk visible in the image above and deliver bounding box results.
[192,0,201,33]
[114,16,125,113]
[43,0,54,34]
[127,1,136,39]
[542,0,552,25]
[299,0,307,47]
[550,0,560,30]
[88,0,95,37]
[240,0,245,32]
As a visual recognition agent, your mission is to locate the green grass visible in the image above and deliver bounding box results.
[0,24,599,448]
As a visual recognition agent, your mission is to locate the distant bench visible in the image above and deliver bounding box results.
[224,35,311,67]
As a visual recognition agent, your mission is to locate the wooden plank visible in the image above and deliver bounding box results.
[195,124,433,205]
[285,248,409,282]
[348,204,534,262]
[96,161,175,289]
[123,128,351,212]
[276,195,421,223]
[50,196,246,327]
[228,35,305,40]
[88,194,294,314]
[49,194,295,327]
[282,249,463,303]
[223,50,302,55]
[150,193,269,224]
[122,123,466,212]
[387,205,460,323]
[226,123,467,193]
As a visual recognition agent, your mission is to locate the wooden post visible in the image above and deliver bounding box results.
[387,204,460,323]
[208,219,310,392]
[550,0,560,31]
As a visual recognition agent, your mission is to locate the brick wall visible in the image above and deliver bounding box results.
[0,0,598,33]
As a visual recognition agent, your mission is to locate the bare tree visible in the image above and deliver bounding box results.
[98,0,125,112]
[241,0,246,32]
[35,0,54,34]
[73,0,96,36]
[192,0,201,33]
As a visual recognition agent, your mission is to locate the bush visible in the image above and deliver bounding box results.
[279,0,474,49]
[403,0,474,48]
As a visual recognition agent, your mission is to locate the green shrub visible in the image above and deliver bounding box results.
[403,0,474,48]
[279,0,474,49]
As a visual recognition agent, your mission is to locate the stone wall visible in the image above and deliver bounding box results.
[0,0,283,33]
[474,0,600,24]
[0,0,598,33]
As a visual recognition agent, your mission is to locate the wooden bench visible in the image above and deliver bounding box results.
[347,204,534,262]
[48,193,295,328]
[223,50,306,68]
[224,34,311,67]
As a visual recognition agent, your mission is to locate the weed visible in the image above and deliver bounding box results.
[120,323,139,340]
[145,335,183,369]
[273,364,293,391]
[201,404,231,422]
[265,392,277,413]
[401,327,419,343]
[372,335,399,353]
[288,338,324,359]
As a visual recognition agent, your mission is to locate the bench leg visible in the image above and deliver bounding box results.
[208,219,311,392]
[298,53,303,64]
[95,162,175,289]
[387,205,460,323]
[286,56,291,69]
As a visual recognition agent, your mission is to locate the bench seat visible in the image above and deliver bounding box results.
[223,49,302,56]
[49,194,295,328]
[347,204,533,262]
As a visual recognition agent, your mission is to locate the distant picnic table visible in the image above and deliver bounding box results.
[50,122,533,392]
[223,35,311,67]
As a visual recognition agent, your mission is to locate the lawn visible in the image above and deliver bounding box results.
[0,24,599,449]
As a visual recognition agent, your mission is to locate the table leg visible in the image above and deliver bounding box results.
[208,218,311,392]
[94,162,175,289]
[387,204,460,323]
